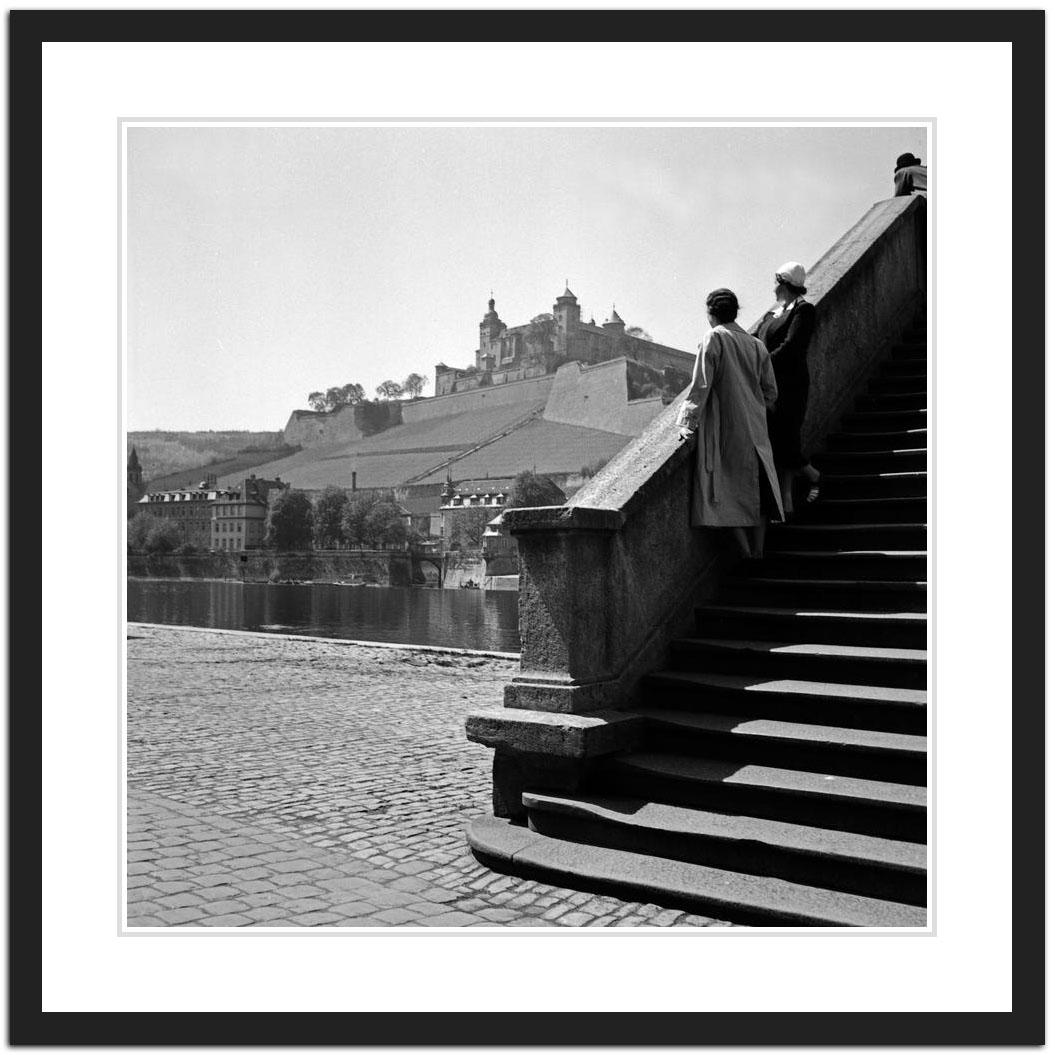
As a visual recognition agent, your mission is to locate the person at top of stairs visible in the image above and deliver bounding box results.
[676,287,784,561]
[752,261,823,516]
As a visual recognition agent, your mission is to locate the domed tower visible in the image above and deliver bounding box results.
[478,295,504,366]
[552,284,581,357]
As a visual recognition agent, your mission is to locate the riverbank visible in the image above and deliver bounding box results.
[128,548,411,585]
[127,548,518,590]
[126,625,729,928]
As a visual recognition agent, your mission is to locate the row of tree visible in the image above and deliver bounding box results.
[267,487,408,551]
[308,373,427,413]
[127,471,570,556]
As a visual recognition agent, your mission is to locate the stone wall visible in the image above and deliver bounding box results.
[283,401,403,449]
[403,374,554,424]
[128,550,411,586]
[442,552,487,589]
[542,358,667,436]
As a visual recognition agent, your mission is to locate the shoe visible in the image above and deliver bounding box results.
[804,477,821,504]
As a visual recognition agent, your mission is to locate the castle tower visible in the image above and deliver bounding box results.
[603,305,626,336]
[479,295,504,356]
[553,284,581,356]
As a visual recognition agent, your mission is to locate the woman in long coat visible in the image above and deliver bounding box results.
[753,261,822,515]
[676,288,783,559]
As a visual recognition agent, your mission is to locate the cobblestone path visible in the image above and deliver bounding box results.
[127,625,731,928]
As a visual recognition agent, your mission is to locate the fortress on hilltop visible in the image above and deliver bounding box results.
[283,285,694,452]
[435,286,693,396]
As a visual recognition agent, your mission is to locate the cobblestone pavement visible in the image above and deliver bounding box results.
[127,625,731,928]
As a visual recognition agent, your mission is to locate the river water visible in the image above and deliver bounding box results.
[127,578,520,653]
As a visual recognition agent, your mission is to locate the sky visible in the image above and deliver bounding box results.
[126,124,926,431]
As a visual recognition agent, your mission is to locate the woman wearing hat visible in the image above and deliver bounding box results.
[894,152,927,197]
[753,262,822,515]
[676,287,783,560]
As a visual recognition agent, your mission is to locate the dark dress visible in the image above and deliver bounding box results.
[753,299,816,470]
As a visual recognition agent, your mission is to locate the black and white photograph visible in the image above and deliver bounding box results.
[30,17,1040,1035]
[124,121,930,930]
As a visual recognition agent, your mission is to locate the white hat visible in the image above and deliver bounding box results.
[776,261,807,290]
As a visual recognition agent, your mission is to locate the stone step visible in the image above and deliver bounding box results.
[643,669,925,733]
[891,341,927,361]
[468,815,927,927]
[695,602,926,647]
[636,708,926,785]
[814,447,926,473]
[754,549,926,581]
[523,792,927,906]
[818,472,926,500]
[855,390,927,412]
[722,576,927,612]
[668,636,927,691]
[600,753,927,842]
[842,408,927,432]
[795,495,927,525]
[868,373,928,395]
[643,667,926,730]
[878,358,929,378]
[827,427,927,452]
[769,521,927,551]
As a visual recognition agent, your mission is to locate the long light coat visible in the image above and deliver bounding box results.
[677,322,784,527]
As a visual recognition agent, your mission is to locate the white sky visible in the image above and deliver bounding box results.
[126,124,926,431]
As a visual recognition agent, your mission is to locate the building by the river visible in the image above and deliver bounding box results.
[136,474,286,551]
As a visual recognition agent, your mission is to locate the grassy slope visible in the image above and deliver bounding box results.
[129,430,292,486]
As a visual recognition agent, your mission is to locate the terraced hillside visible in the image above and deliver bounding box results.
[214,358,664,494]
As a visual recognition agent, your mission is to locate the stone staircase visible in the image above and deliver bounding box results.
[470,318,928,927]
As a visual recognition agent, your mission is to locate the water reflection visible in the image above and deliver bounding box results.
[127,579,520,652]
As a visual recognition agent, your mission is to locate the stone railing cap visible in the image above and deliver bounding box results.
[502,505,624,534]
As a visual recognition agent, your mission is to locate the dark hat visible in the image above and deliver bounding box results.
[895,152,922,171]
[705,287,738,312]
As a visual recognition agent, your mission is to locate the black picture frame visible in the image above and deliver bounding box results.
[20,8,1043,1045]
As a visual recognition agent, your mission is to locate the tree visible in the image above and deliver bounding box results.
[626,325,653,341]
[448,507,493,551]
[340,492,377,548]
[364,497,408,548]
[144,519,182,554]
[403,372,427,399]
[375,380,404,401]
[339,382,365,405]
[505,470,566,510]
[265,489,314,550]
[339,491,407,549]
[128,511,155,552]
[313,485,349,548]
[526,315,555,363]
[174,541,198,556]
[308,382,366,413]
